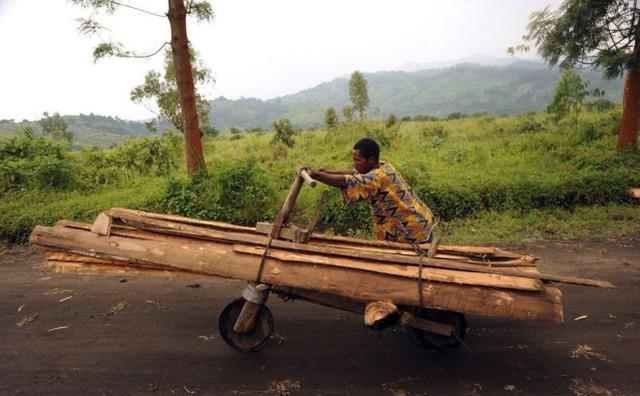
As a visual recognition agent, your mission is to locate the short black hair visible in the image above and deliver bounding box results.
[353,138,380,161]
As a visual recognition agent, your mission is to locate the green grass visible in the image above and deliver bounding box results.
[0,177,167,243]
[1,108,639,245]
[439,204,640,245]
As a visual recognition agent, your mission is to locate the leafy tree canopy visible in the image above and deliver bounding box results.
[39,112,74,143]
[130,48,214,135]
[349,71,370,119]
[324,107,338,129]
[510,0,640,79]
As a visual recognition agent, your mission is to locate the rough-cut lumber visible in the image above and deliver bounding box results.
[364,301,400,329]
[92,213,613,288]
[29,225,563,322]
[232,245,544,291]
[90,213,112,236]
[106,208,524,259]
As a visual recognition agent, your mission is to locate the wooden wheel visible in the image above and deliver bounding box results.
[412,309,467,352]
[218,298,274,352]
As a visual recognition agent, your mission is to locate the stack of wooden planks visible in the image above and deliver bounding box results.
[29,208,614,324]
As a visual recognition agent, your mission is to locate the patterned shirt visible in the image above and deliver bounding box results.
[342,161,434,243]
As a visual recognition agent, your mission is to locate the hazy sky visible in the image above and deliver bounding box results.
[0,0,562,121]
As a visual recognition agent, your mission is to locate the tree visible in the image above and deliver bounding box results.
[39,112,74,143]
[70,0,213,172]
[547,68,589,124]
[130,48,214,136]
[509,0,640,148]
[349,71,369,119]
[271,118,295,147]
[385,113,398,128]
[324,107,338,129]
[342,105,354,122]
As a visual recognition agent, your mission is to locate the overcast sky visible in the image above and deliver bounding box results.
[0,0,562,121]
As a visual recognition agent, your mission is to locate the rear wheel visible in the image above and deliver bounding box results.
[412,309,467,352]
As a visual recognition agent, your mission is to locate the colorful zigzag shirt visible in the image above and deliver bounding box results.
[342,161,434,243]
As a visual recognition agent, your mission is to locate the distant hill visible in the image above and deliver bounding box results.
[210,60,624,131]
[1,60,626,145]
[0,114,163,148]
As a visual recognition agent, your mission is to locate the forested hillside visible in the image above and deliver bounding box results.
[210,61,624,130]
[0,61,625,144]
[0,114,164,148]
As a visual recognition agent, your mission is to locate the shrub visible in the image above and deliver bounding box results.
[157,157,276,225]
[385,114,398,128]
[517,114,544,133]
[420,124,447,148]
[271,118,295,147]
[446,148,467,164]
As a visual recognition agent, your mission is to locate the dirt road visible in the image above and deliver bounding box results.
[1,239,639,395]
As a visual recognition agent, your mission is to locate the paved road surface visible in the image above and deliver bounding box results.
[1,239,639,395]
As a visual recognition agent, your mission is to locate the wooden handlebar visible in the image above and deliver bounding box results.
[299,169,317,187]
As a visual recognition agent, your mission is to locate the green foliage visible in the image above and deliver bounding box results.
[349,71,370,119]
[157,158,276,225]
[130,48,214,134]
[271,118,295,147]
[515,1,640,79]
[517,113,544,133]
[39,112,74,142]
[547,68,589,122]
[0,132,75,192]
[446,148,468,164]
[385,114,399,128]
[420,124,447,148]
[342,106,354,122]
[324,107,338,129]
[2,108,639,245]
[446,112,466,120]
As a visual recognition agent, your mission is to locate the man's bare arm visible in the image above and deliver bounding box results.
[308,169,348,188]
[319,168,353,175]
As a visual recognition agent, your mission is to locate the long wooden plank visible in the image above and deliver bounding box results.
[98,213,613,288]
[109,208,524,259]
[29,225,563,322]
[232,245,543,291]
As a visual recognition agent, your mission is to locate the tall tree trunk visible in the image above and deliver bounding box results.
[617,67,640,149]
[167,0,205,173]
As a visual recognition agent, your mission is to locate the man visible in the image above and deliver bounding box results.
[303,138,435,244]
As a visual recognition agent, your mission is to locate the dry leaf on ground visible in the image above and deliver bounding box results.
[266,379,302,395]
[570,345,612,362]
[569,377,612,396]
[47,326,69,332]
[108,300,127,315]
[17,313,38,327]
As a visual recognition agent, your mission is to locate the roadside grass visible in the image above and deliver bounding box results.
[439,204,640,245]
[0,177,167,243]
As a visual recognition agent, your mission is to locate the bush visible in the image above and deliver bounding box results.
[420,124,447,148]
[385,114,398,128]
[157,157,276,225]
[271,118,295,147]
[0,133,78,192]
[517,114,544,133]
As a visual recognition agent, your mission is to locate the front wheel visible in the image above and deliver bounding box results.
[218,298,274,352]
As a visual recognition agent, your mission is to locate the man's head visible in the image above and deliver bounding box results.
[352,138,380,173]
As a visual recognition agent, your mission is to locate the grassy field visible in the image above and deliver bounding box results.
[1,108,639,245]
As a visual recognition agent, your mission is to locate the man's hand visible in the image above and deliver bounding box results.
[297,164,316,178]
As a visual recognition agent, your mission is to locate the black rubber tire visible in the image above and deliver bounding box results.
[412,309,467,352]
[218,298,274,352]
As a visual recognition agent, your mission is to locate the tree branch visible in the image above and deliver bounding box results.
[106,0,165,17]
